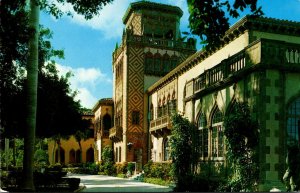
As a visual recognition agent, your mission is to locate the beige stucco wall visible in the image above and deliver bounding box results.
[178,32,249,113]
[285,73,300,104]
[48,136,94,165]
[252,31,300,44]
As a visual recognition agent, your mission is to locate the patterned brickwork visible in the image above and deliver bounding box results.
[130,14,142,36]
[258,69,285,190]
[127,45,145,136]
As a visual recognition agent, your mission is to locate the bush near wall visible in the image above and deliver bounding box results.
[115,162,128,175]
[98,161,116,176]
[143,161,172,181]
[62,163,99,174]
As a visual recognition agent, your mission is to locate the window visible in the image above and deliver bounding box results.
[150,104,154,120]
[119,147,122,162]
[287,97,300,146]
[69,149,76,164]
[162,54,170,73]
[115,147,118,162]
[132,111,140,125]
[170,56,178,70]
[145,53,154,74]
[211,108,224,158]
[163,138,170,161]
[86,147,94,163]
[103,114,112,135]
[154,54,161,72]
[198,112,208,158]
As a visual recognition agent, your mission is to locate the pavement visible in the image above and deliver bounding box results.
[68,174,173,192]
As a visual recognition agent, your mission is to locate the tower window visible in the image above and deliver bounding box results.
[132,111,140,125]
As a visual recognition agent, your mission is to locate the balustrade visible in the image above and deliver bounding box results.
[109,126,123,141]
[127,34,195,50]
[190,40,300,97]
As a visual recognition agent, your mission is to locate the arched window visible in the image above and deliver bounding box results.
[287,97,300,146]
[198,112,208,158]
[163,138,169,161]
[86,147,94,163]
[162,54,170,73]
[211,107,224,158]
[119,147,122,162]
[145,52,154,74]
[154,53,161,73]
[170,55,178,70]
[150,103,154,120]
[103,114,112,132]
[76,149,81,163]
[115,147,118,162]
[69,149,76,164]
[55,148,65,164]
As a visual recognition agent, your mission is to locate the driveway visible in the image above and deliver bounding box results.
[69,174,173,192]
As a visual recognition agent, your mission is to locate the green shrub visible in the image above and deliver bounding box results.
[85,162,99,174]
[116,173,126,178]
[127,162,135,173]
[143,177,171,186]
[115,162,128,174]
[143,161,171,180]
[47,163,62,172]
[100,162,116,176]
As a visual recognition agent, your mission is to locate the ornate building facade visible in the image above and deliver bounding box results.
[108,1,196,170]
[95,1,300,191]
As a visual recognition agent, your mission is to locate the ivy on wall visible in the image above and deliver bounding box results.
[223,101,259,192]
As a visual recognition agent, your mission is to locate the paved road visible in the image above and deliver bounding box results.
[69,174,173,192]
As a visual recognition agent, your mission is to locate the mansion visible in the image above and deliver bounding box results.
[50,1,300,191]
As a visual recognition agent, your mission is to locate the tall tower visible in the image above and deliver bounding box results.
[110,1,196,170]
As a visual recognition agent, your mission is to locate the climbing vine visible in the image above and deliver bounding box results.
[169,113,200,191]
[223,102,259,191]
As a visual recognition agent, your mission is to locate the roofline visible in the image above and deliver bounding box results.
[122,1,183,24]
[146,16,300,94]
[92,98,114,112]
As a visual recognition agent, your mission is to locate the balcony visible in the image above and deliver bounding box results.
[127,34,196,50]
[109,126,123,142]
[150,115,172,138]
[185,39,300,100]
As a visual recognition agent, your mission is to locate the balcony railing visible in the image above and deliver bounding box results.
[150,115,172,138]
[109,126,123,142]
[185,39,300,99]
[127,34,195,50]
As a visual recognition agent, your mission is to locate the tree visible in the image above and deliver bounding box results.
[1,0,114,190]
[187,0,263,49]
[169,113,200,191]
[223,102,259,191]
[74,118,92,163]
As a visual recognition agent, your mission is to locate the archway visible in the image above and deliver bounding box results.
[86,147,94,163]
[69,149,76,164]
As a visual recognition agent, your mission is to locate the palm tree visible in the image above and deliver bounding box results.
[74,129,90,163]
[22,0,39,191]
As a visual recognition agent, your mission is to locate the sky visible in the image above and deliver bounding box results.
[40,0,300,109]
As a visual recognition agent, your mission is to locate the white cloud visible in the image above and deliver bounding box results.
[52,0,131,39]
[55,63,112,108]
[76,88,98,109]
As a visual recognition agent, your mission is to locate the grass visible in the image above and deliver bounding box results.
[143,177,173,187]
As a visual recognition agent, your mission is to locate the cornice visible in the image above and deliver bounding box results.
[147,16,300,94]
[123,1,183,24]
[92,98,114,112]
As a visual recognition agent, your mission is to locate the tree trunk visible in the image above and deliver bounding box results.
[78,141,82,163]
[57,139,61,163]
[22,0,39,191]
[13,138,16,166]
[52,140,56,164]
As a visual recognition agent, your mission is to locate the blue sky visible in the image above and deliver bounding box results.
[40,0,300,109]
